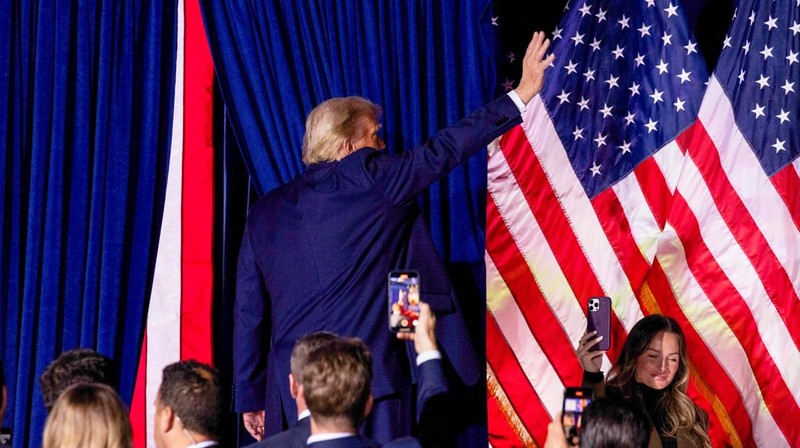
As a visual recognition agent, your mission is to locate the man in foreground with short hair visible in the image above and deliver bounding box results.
[300,303,444,448]
[302,337,377,447]
[39,348,116,413]
[252,332,339,448]
[154,360,225,448]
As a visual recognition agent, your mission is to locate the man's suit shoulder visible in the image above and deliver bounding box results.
[249,418,310,448]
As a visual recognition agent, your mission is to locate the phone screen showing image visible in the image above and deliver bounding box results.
[388,271,420,333]
[562,387,592,447]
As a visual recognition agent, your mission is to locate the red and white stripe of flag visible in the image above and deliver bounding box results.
[129,0,215,446]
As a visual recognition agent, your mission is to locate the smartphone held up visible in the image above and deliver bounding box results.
[586,296,611,351]
[388,271,420,333]
[562,387,592,446]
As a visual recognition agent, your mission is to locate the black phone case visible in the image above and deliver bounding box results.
[586,296,611,351]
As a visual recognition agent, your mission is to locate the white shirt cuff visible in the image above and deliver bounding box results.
[416,349,442,366]
[507,90,527,113]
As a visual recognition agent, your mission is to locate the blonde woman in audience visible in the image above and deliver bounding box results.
[42,382,132,448]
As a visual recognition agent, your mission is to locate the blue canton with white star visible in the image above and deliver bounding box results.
[716,0,800,176]
[541,0,709,198]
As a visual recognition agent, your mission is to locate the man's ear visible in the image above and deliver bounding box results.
[338,138,354,159]
[289,374,299,399]
[364,394,374,418]
[158,405,177,433]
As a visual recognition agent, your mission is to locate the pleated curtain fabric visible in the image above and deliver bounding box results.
[0,2,178,447]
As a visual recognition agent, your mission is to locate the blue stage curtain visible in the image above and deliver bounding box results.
[0,1,177,446]
[200,0,495,264]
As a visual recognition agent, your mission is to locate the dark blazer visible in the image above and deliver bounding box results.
[250,416,310,448]
[306,436,381,448]
[252,359,444,448]
[306,435,421,448]
[415,357,447,421]
[234,95,522,434]
[415,358,456,447]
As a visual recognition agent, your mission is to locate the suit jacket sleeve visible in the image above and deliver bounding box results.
[415,358,457,447]
[416,358,448,422]
[233,224,271,412]
[364,94,522,205]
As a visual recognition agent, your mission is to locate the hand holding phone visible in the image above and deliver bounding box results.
[395,302,437,354]
[562,387,592,447]
[544,416,569,448]
[388,271,420,333]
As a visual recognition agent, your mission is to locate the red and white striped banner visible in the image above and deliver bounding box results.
[129,0,215,446]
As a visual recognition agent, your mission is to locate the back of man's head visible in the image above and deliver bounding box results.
[302,96,382,165]
[580,397,649,448]
[40,348,116,412]
[290,332,339,383]
[301,338,372,428]
[157,360,223,441]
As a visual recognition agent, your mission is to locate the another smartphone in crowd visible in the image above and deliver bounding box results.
[562,387,592,446]
[586,296,611,351]
[388,270,421,333]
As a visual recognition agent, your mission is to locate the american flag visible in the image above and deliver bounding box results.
[486,0,799,446]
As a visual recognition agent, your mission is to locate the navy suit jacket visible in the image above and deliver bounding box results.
[234,94,522,434]
[306,436,381,448]
[415,358,447,422]
[250,416,310,448]
[251,359,444,448]
[307,436,420,448]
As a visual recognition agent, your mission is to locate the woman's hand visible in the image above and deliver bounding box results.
[576,331,605,372]
[543,413,569,448]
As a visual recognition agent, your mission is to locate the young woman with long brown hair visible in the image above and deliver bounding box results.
[577,314,711,448]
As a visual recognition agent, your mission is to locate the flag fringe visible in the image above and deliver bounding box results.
[487,363,538,448]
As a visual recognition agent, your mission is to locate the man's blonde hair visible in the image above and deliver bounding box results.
[302,96,382,165]
[43,383,132,448]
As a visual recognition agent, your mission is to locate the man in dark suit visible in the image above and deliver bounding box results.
[234,32,555,442]
[304,304,445,448]
[252,332,338,448]
[254,303,448,448]
[154,361,225,448]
